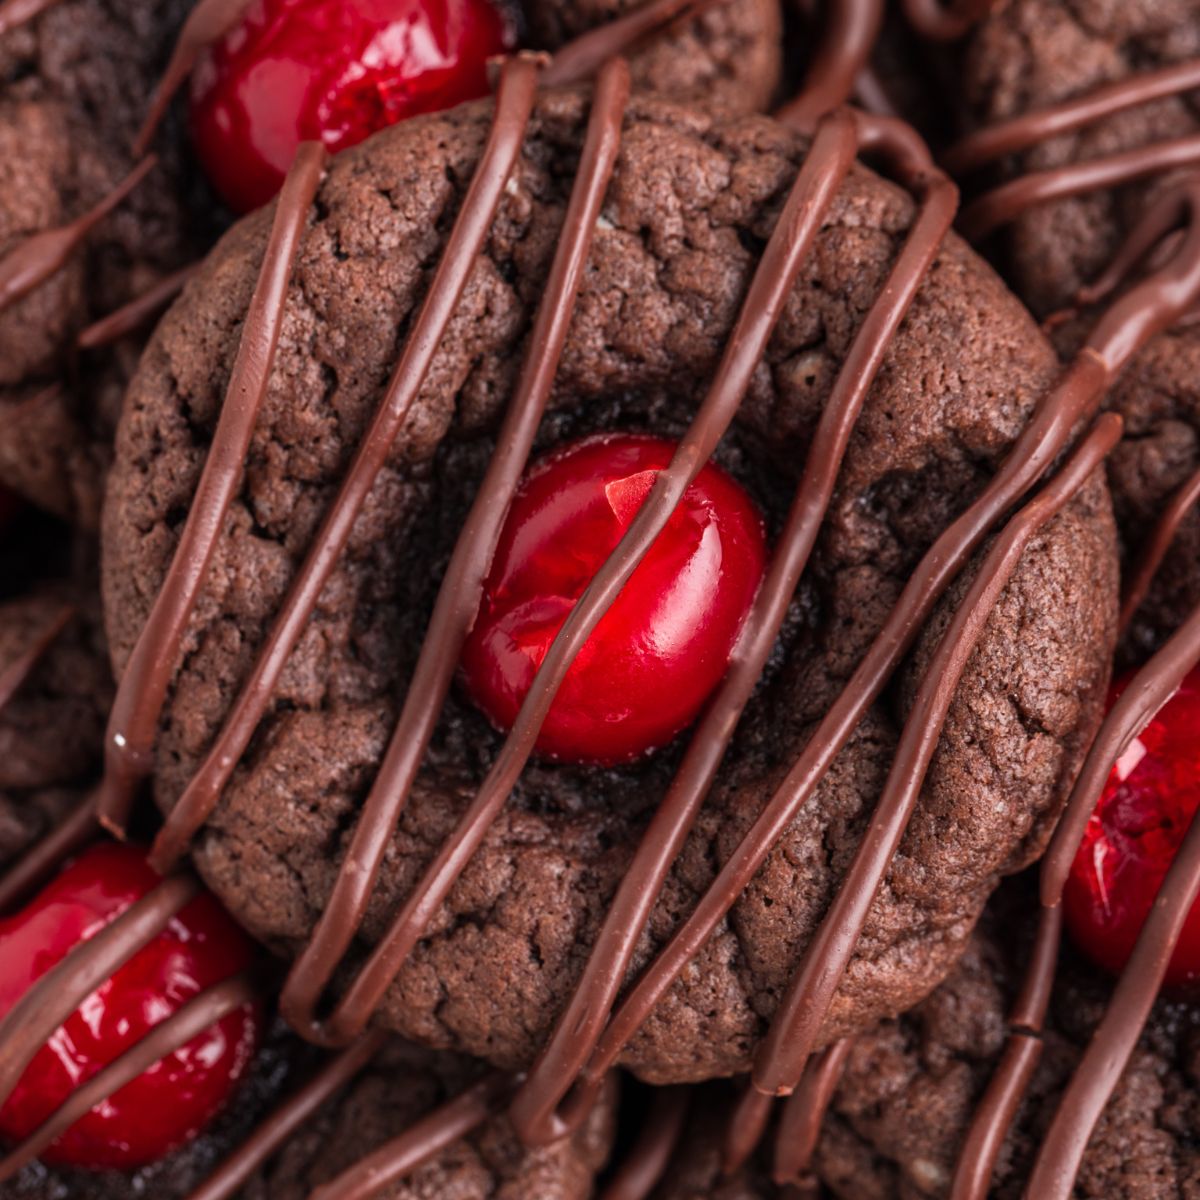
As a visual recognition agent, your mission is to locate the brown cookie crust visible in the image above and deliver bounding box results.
[103,91,1117,1083]
[815,882,1200,1199]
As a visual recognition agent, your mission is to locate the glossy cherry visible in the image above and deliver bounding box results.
[460,434,768,764]
[0,843,262,1169]
[1064,666,1200,987]
[189,0,517,212]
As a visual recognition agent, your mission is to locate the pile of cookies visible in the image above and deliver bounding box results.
[1,0,1198,1196]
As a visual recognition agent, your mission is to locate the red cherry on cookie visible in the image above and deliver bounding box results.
[0,843,261,1169]
[190,0,517,212]
[460,434,768,764]
[1064,666,1200,987]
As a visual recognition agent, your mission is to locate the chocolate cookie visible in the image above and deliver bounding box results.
[101,88,1117,1084]
[956,0,1200,655]
[0,1026,615,1199]
[813,880,1200,1200]
[0,0,206,526]
[0,584,110,870]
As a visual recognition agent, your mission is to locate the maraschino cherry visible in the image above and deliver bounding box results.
[460,434,768,764]
[1064,666,1200,987]
[190,0,517,212]
[0,843,262,1169]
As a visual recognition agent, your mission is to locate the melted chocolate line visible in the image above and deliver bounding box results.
[305,1071,514,1200]
[76,262,200,351]
[948,904,1062,1200]
[0,874,199,1107]
[1025,613,1200,1198]
[309,111,860,1050]
[958,134,1200,242]
[278,57,630,1041]
[541,0,728,88]
[751,414,1124,1098]
[511,166,955,1149]
[772,1038,851,1185]
[0,0,58,36]
[722,1085,775,1176]
[1119,464,1200,636]
[945,59,1200,176]
[0,156,157,314]
[148,54,541,873]
[0,972,257,1182]
[184,1030,388,1200]
[0,791,97,912]
[597,1085,689,1200]
[773,0,884,128]
[133,0,254,157]
[900,0,995,42]
[94,141,328,840]
[0,604,73,714]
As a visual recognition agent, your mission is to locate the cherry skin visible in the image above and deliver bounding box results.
[0,843,262,1170]
[1064,666,1200,987]
[190,0,517,212]
[460,433,768,764]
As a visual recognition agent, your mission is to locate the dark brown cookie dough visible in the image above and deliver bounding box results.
[526,0,782,117]
[102,90,1117,1084]
[813,879,1200,1200]
[0,0,203,527]
[0,1028,615,1200]
[0,584,111,870]
[960,0,1200,656]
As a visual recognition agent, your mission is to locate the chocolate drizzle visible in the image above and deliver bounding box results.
[0,603,73,713]
[0,156,157,315]
[97,140,328,838]
[597,1086,689,1200]
[76,262,200,351]
[900,0,997,43]
[772,1038,850,1185]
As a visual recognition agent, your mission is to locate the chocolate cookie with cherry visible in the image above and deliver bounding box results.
[954,0,1200,656]
[0,840,615,1197]
[101,87,1117,1085]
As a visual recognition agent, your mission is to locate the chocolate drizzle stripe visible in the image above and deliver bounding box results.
[772,1038,851,1185]
[278,56,631,1041]
[773,0,883,127]
[512,165,955,1149]
[958,133,1200,241]
[184,1030,388,1200]
[0,604,73,713]
[1025,606,1200,1197]
[95,141,328,839]
[723,1085,775,1175]
[147,54,540,872]
[1119,464,1200,635]
[309,110,860,1049]
[133,0,254,156]
[0,155,157,314]
[752,414,1124,1098]
[0,972,256,1182]
[948,904,1062,1200]
[0,0,58,36]
[597,1086,689,1200]
[76,262,200,351]
[306,1071,513,1200]
[0,792,97,912]
[944,59,1200,176]
[541,0,728,88]
[0,874,199,1107]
